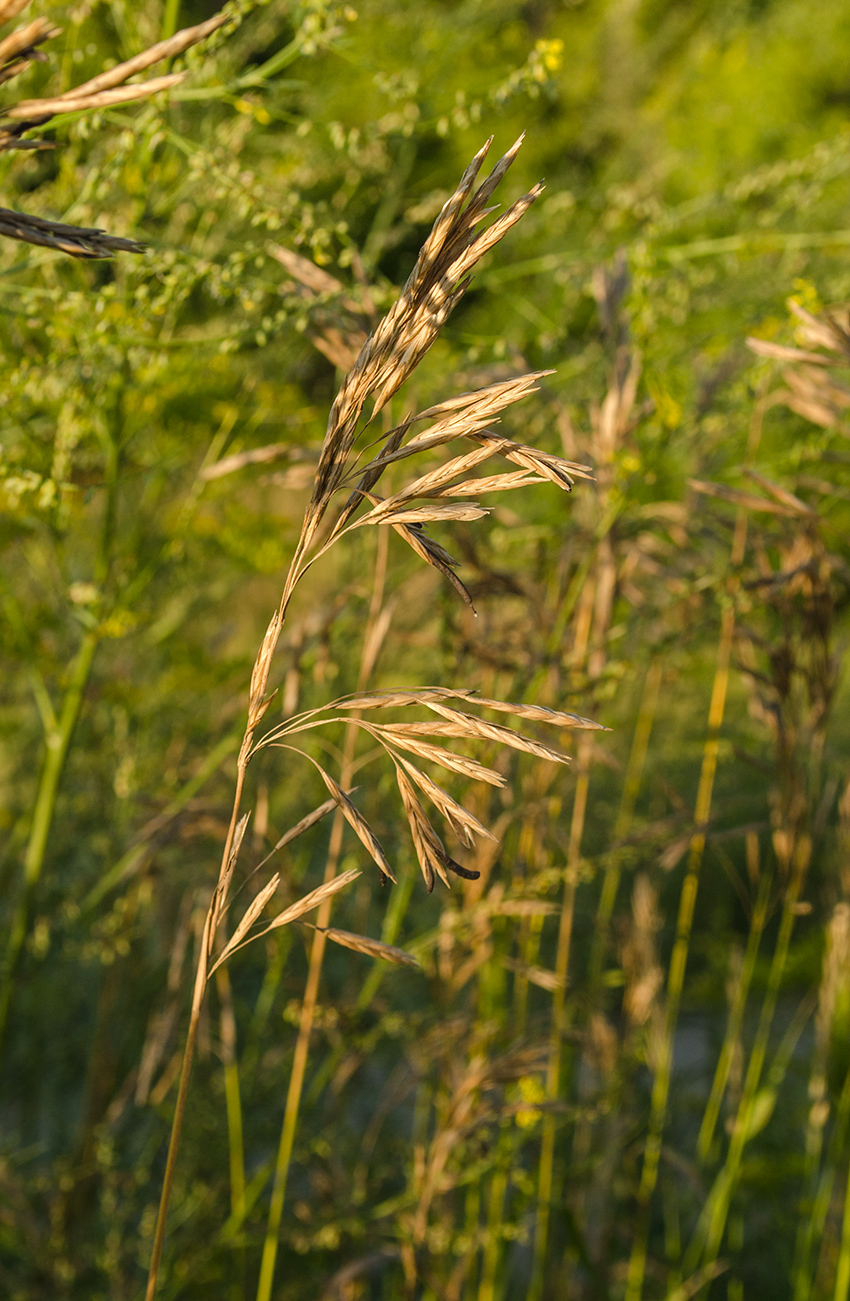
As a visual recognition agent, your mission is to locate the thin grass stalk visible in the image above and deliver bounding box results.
[216,964,246,1223]
[528,571,597,1301]
[216,962,246,1299]
[560,661,662,1292]
[794,1063,850,1300]
[696,870,772,1162]
[0,403,121,1048]
[624,504,749,1301]
[688,851,810,1274]
[589,656,664,992]
[145,892,219,1301]
[478,1166,509,1301]
[0,627,99,1045]
[792,904,850,1298]
[835,1173,850,1301]
[256,529,390,1301]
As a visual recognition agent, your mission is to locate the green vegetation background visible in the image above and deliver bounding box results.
[1,0,850,1297]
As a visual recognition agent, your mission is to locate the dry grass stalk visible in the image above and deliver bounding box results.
[143,135,595,1299]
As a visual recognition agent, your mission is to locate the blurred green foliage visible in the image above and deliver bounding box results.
[1,0,850,1298]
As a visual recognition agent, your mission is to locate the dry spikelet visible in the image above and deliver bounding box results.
[0,12,228,152]
[212,868,363,974]
[316,926,421,969]
[396,754,496,848]
[209,873,281,976]
[472,697,607,730]
[373,729,507,787]
[266,868,362,932]
[330,687,476,712]
[421,702,572,765]
[254,793,346,871]
[393,763,480,892]
[301,135,545,539]
[0,0,33,24]
[391,521,475,609]
[313,763,397,884]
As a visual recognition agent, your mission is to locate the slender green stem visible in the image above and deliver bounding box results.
[794,1064,850,1301]
[0,625,99,1048]
[688,869,809,1275]
[161,0,181,40]
[217,965,246,1223]
[0,401,122,1048]
[835,1172,850,1301]
[696,872,771,1162]
[625,603,736,1301]
[478,1167,508,1301]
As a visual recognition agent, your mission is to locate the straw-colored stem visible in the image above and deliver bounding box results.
[256,529,390,1301]
[256,914,331,1301]
[145,764,246,1301]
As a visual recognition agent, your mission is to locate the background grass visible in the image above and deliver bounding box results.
[1,0,850,1297]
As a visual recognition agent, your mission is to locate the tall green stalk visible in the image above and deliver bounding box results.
[625,600,738,1301]
[0,402,122,1049]
[696,871,771,1162]
[686,859,809,1275]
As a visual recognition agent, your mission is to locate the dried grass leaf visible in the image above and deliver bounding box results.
[8,71,185,117]
[746,336,836,367]
[689,478,804,516]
